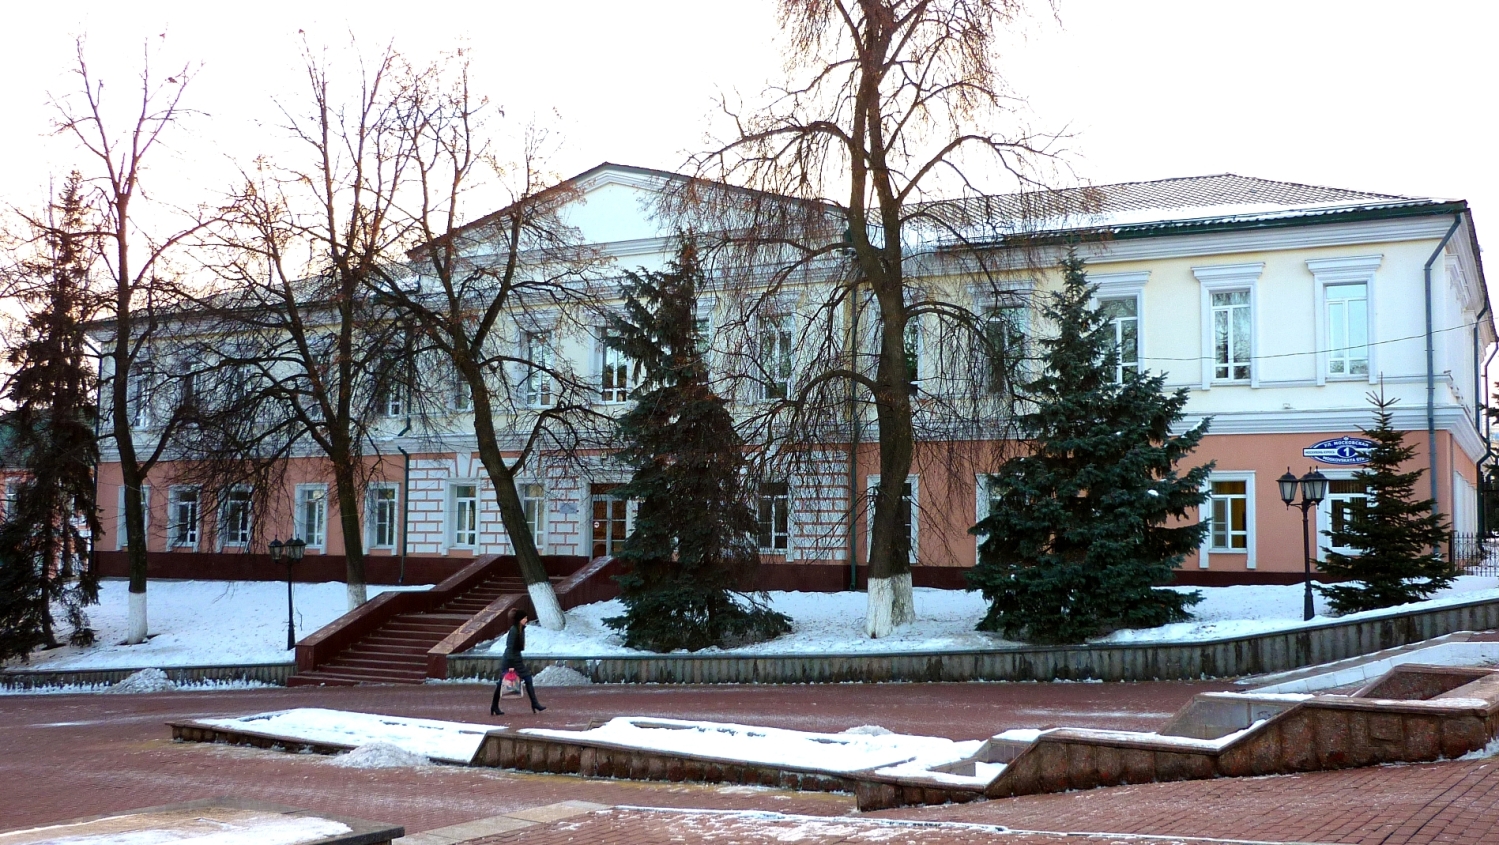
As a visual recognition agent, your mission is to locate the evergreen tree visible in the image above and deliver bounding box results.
[0,174,101,661]
[1317,391,1453,613]
[602,239,791,652]
[968,252,1212,644]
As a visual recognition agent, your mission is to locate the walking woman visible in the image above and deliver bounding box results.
[490,608,546,715]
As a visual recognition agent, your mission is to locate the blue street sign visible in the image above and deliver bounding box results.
[1303,437,1375,465]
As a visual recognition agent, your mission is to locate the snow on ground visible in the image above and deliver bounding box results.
[11,579,430,671]
[7,810,353,845]
[331,741,432,768]
[199,708,490,764]
[505,576,1499,657]
[532,665,591,686]
[522,717,990,786]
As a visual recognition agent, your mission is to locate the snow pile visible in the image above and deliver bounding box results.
[842,725,893,736]
[331,741,431,768]
[1459,735,1499,760]
[25,579,430,670]
[533,665,591,686]
[105,667,176,694]
[522,717,992,786]
[12,810,353,845]
[199,708,492,764]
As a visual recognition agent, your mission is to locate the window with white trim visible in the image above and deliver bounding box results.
[126,361,153,428]
[116,485,149,550]
[2,479,18,521]
[367,485,398,549]
[983,305,1026,394]
[757,481,790,553]
[1211,290,1252,382]
[220,487,252,548]
[1326,283,1369,377]
[295,484,327,548]
[449,368,473,413]
[1322,478,1369,555]
[599,330,634,403]
[170,487,200,548]
[1208,479,1249,551]
[521,482,546,549]
[759,315,794,400]
[1100,297,1140,383]
[866,476,917,562]
[524,331,555,407]
[449,483,479,548]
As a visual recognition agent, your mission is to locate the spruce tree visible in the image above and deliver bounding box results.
[1317,391,1453,613]
[602,239,790,652]
[968,251,1212,644]
[0,174,101,661]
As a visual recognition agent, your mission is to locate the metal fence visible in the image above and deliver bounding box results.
[1452,533,1499,576]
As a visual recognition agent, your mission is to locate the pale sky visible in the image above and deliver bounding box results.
[1,1,1495,260]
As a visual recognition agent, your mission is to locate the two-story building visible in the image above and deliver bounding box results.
[87,164,1494,587]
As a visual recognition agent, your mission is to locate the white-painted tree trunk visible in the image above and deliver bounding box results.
[346,581,368,612]
[126,590,148,644]
[865,572,915,638]
[529,580,567,631]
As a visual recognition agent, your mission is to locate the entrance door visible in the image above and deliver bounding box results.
[591,484,628,558]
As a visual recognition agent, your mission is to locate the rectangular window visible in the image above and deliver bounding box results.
[126,363,153,428]
[599,331,633,403]
[1326,283,1369,377]
[367,486,398,549]
[757,481,790,552]
[2,479,19,521]
[296,485,327,548]
[521,482,546,549]
[526,331,555,407]
[450,369,473,413]
[178,368,198,412]
[1211,290,1252,382]
[1101,297,1140,383]
[170,488,200,548]
[221,487,252,548]
[867,478,916,561]
[759,315,794,400]
[381,388,405,418]
[1209,480,1248,551]
[693,316,712,355]
[450,483,478,548]
[1325,479,1368,552]
[904,321,921,394]
[116,485,150,550]
[984,305,1026,394]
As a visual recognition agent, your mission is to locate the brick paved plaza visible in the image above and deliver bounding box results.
[5,681,1498,843]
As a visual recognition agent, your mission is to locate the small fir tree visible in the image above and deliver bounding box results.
[603,239,791,652]
[1317,391,1453,613]
[0,174,101,661]
[968,251,1213,644]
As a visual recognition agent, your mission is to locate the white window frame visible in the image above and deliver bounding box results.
[758,314,794,401]
[975,293,1030,396]
[294,484,328,550]
[866,474,918,563]
[1317,470,1369,561]
[219,486,253,549]
[366,484,399,550]
[1308,255,1382,386]
[169,486,201,549]
[449,368,473,413]
[598,328,635,404]
[126,361,153,429]
[523,330,555,408]
[1199,471,1256,569]
[2,478,18,522]
[1090,271,1149,385]
[520,481,547,552]
[116,485,150,550]
[974,474,1004,555]
[1194,263,1263,389]
[448,481,480,550]
[757,480,792,554]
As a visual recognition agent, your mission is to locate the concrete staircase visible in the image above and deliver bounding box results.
[288,574,549,686]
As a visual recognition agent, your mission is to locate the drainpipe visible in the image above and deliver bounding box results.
[1477,341,1498,537]
[396,417,411,585]
[1425,215,1463,516]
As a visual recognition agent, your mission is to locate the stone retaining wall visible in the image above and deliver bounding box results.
[450,595,1499,684]
[1,663,295,691]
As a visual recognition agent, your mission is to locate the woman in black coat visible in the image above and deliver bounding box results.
[490,607,546,715]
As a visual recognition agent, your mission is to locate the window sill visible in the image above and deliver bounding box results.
[1208,547,1249,554]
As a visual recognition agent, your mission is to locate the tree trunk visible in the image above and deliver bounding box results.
[864,286,916,638]
[330,457,368,611]
[471,401,564,630]
[116,361,150,645]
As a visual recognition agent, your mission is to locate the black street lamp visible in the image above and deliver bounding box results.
[1278,467,1329,621]
[269,537,308,650]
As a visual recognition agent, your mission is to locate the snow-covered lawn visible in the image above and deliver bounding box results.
[509,575,1499,657]
[198,707,490,764]
[11,579,429,671]
[12,574,1499,673]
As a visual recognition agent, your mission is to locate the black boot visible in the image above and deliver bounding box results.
[489,687,504,716]
[526,678,545,713]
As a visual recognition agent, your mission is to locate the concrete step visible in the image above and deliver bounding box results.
[289,670,422,686]
[314,663,427,680]
[330,657,426,673]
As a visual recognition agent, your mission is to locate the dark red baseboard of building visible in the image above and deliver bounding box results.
[91,551,588,586]
[93,552,1329,591]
